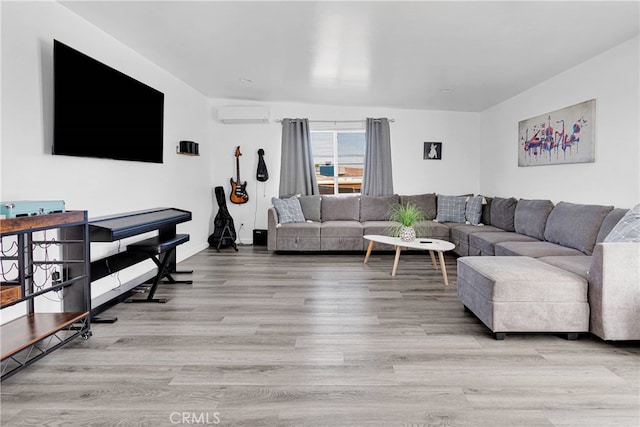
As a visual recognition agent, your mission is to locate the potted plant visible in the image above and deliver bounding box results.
[387,202,426,241]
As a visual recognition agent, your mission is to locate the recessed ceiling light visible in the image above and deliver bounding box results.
[239,77,253,84]
[440,88,455,93]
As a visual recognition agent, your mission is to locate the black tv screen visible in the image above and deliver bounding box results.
[53,40,164,163]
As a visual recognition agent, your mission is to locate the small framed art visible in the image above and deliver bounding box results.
[424,142,442,160]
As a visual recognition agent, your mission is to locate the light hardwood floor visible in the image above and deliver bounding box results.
[1,247,639,426]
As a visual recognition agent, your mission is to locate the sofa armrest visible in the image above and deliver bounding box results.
[587,242,640,340]
[267,207,278,251]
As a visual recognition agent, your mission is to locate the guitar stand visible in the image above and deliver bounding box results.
[217,225,239,252]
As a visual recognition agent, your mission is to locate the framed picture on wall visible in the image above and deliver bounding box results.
[518,99,596,166]
[424,142,442,160]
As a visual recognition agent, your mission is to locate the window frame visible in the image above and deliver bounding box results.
[311,129,366,195]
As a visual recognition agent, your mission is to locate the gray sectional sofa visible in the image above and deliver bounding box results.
[267,193,448,252]
[267,193,639,341]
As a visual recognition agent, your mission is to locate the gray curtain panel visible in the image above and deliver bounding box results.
[362,118,394,196]
[279,118,319,197]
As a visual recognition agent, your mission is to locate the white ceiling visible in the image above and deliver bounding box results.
[59,1,639,112]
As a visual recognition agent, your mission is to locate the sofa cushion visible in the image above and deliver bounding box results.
[514,199,554,240]
[449,223,502,256]
[596,208,628,243]
[544,202,613,254]
[360,195,399,221]
[362,220,399,237]
[297,195,322,222]
[271,196,306,224]
[490,197,518,231]
[481,197,493,226]
[321,195,360,222]
[495,241,584,257]
[469,231,539,256]
[401,193,437,220]
[538,256,591,280]
[436,195,467,223]
[276,222,321,238]
[465,196,484,225]
[604,204,640,242]
[321,221,363,238]
[414,220,451,240]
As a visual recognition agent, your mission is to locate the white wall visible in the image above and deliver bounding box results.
[1,2,212,305]
[479,36,640,208]
[210,99,481,243]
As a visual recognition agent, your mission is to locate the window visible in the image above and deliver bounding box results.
[311,130,365,194]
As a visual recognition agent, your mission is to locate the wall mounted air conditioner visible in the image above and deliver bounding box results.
[217,106,270,124]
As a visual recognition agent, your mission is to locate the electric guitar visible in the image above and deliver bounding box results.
[230,146,249,204]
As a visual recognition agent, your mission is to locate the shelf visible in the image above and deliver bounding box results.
[1,211,86,235]
[0,211,90,380]
[1,312,89,360]
[177,151,199,156]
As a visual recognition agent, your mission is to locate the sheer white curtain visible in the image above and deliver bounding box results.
[279,118,319,197]
[362,118,393,196]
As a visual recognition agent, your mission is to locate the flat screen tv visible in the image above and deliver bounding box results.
[53,40,164,163]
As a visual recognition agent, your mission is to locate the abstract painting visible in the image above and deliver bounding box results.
[518,99,595,166]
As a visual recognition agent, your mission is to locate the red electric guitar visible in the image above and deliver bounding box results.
[230,146,249,204]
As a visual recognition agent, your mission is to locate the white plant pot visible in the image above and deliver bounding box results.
[399,226,416,242]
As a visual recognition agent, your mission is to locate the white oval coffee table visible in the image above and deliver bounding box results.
[363,235,456,286]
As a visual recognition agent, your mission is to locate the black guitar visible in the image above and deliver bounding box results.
[208,186,238,251]
[230,146,249,204]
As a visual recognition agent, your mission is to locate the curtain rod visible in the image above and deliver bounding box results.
[276,119,395,123]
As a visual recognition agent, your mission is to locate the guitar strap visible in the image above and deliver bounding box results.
[256,148,269,182]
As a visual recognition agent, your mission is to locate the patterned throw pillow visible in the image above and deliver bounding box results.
[604,204,640,242]
[272,196,306,224]
[465,196,484,225]
[435,195,467,223]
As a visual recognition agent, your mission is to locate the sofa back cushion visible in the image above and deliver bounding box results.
[360,195,400,221]
[596,208,628,243]
[544,202,613,254]
[490,197,518,231]
[514,199,554,240]
[297,195,322,222]
[321,195,360,221]
[401,193,437,220]
[481,197,493,225]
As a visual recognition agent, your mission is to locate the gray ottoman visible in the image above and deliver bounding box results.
[457,256,589,339]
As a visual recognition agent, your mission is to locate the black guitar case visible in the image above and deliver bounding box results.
[256,148,269,182]
[208,186,238,251]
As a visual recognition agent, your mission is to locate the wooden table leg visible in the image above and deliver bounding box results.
[364,240,374,264]
[429,250,438,270]
[437,250,449,286]
[391,246,402,276]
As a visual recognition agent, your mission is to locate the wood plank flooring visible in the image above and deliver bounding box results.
[1,247,638,426]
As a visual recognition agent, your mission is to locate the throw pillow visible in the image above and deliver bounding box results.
[271,196,305,224]
[465,195,484,225]
[297,195,322,222]
[604,204,640,242]
[436,195,467,223]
